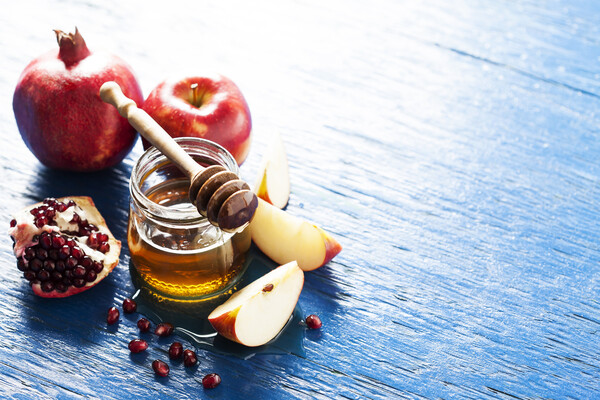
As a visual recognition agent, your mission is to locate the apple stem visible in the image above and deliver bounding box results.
[190,83,201,107]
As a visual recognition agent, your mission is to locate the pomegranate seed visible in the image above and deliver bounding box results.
[80,256,92,269]
[98,242,110,253]
[305,314,322,330]
[137,318,151,332]
[36,248,48,260]
[73,278,86,288]
[39,233,52,250]
[262,283,274,292]
[152,360,169,377]
[92,261,104,273]
[10,219,16,227]
[43,260,55,271]
[55,260,66,272]
[202,373,221,389]
[51,271,63,281]
[24,247,36,260]
[66,256,78,269]
[168,342,183,359]
[17,258,27,271]
[45,207,56,219]
[66,238,76,248]
[183,349,197,367]
[88,232,100,248]
[107,306,119,325]
[51,234,66,249]
[59,245,71,260]
[55,282,67,292]
[128,339,148,353]
[67,200,76,208]
[48,248,59,261]
[40,281,54,292]
[56,202,67,212]
[154,322,174,337]
[24,271,36,281]
[37,270,50,281]
[29,259,42,272]
[71,213,80,223]
[34,216,48,228]
[73,265,86,278]
[71,246,84,259]
[123,298,137,313]
[85,270,97,282]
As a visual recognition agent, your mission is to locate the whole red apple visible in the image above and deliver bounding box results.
[141,74,252,165]
[13,28,143,171]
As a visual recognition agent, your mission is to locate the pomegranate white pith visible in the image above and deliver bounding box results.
[9,196,121,298]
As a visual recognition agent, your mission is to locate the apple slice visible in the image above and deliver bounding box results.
[250,199,342,271]
[208,261,304,347]
[253,131,290,209]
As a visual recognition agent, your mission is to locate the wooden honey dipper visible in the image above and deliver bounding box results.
[99,81,258,233]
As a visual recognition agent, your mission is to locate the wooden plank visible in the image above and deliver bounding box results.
[0,0,599,398]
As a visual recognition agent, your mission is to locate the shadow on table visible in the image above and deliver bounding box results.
[19,272,121,341]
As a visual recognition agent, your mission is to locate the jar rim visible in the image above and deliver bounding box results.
[130,137,239,223]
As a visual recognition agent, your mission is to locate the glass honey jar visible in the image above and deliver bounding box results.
[128,137,251,300]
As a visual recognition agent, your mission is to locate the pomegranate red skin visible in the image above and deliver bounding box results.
[13,29,143,171]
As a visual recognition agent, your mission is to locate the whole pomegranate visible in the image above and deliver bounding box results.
[13,28,143,171]
[9,196,121,298]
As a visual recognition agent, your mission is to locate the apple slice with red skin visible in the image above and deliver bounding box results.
[208,261,304,347]
[253,131,290,209]
[141,73,252,165]
[250,199,342,271]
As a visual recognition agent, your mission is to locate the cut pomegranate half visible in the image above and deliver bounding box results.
[8,196,121,298]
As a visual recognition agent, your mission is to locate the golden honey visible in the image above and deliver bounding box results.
[128,138,250,299]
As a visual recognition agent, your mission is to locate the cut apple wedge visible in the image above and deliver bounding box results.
[253,131,290,209]
[208,261,304,347]
[250,199,342,271]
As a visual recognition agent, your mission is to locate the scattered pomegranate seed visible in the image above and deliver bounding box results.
[183,349,198,367]
[128,339,148,353]
[107,306,119,325]
[123,298,137,313]
[154,322,174,337]
[202,373,221,389]
[262,283,274,292]
[169,342,183,359]
[305,314,322,329]
[137,318,151,332]
[10,219,16,227]
[152,360,169,377]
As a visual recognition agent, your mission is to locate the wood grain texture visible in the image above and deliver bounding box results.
[1,0,599,398]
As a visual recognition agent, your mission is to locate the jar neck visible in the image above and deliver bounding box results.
[130,138,239,224]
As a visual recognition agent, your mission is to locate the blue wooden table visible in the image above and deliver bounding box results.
[2,0,599,398]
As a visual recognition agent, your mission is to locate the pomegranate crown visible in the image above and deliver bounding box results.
[54,27,91,67]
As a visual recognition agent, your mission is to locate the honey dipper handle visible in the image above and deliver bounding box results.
[99,81,203,178]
